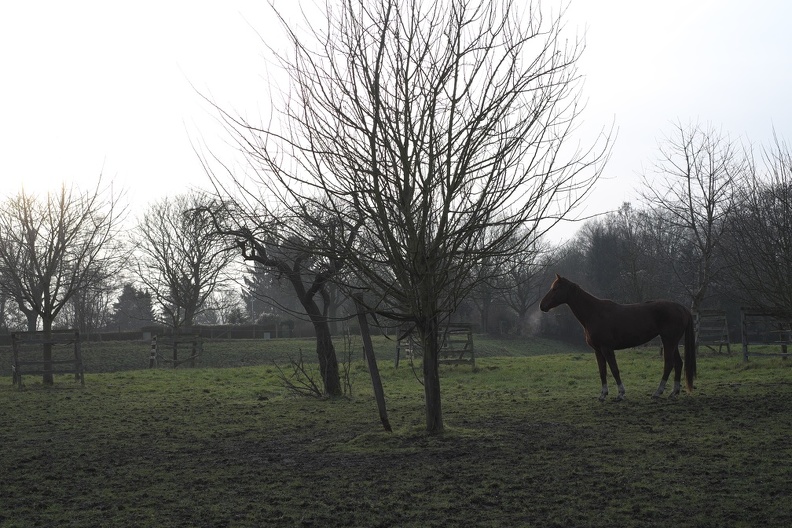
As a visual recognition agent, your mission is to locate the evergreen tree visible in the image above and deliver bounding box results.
[109,284,156,331]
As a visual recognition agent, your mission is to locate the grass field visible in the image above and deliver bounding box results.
[1,336,791,527]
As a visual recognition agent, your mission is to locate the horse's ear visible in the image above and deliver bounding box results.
[555,273,561,280]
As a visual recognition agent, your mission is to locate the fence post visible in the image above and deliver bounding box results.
[741,309,749,362]
[354,297,392,432]
[149,336,157,368]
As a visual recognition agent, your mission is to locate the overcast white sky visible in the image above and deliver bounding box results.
[2,0,790,240]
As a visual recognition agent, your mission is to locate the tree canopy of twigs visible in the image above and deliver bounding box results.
[724,133,792,317]
[641,120,747,313]
[0,182,125,384]
[208,0,610,432]
[132,192,236,330]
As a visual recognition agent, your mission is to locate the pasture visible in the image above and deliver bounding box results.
[1,336,791,527]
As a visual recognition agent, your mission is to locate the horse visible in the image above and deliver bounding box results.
[539,274,696,401]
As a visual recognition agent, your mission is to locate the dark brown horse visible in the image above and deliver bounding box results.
[540,274,696,401]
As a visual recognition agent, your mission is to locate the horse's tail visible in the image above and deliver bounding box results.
[684,312,697,393]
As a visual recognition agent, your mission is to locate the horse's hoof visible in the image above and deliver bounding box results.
[615,394,625,402]
[669,393,680,400]
[598,395,607,402]
[652,393,661,400]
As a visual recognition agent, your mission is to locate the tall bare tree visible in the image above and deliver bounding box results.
[724,133,792,316]
[132,192,235,330]
[0,183,124,384]
[641,120,747,314]
[213,0,609,432]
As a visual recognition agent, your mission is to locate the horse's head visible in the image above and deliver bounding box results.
[540,274,576,312]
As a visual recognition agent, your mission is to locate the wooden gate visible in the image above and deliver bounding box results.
[150,334,203,368]
[740,308,791,361]
[395,324,475,367]
[11,330,84,388]
[695,310,731,354]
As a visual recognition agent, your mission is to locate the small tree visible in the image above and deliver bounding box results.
[578,217,624,299]
[200,204,351,398]
[468,250,500,335]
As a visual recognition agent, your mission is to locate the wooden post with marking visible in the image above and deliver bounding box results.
[149,336,158,368]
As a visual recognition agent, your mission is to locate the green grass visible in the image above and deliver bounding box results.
[1,340,791,527]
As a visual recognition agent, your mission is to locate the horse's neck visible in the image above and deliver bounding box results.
[566,286,601,325]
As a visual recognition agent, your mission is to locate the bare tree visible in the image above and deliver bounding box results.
[641,120,747,313]
[132,192,236,330]
[213,0,609,432]
[724,133,792,316]
[199,203,353,398]
[0,183,125,384]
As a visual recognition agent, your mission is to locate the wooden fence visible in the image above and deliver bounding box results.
[11,330,84,388]
[149,334,204,368]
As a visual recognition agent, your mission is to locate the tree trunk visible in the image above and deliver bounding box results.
[691,268,709,315]
[419,317,444,434]
[23,309,37,332]
[515,309,528,337]
[42,317,54,385]
[479,300,490,334]
[313,318,342,397]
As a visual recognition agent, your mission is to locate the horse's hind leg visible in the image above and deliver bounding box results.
[653,341,676,399]
[602,348,626,401]
[594,348,609,402]
[669,347,683,398]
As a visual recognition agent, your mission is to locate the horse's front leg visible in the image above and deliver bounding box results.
[594,348,609,401]
[603,348,626,401]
